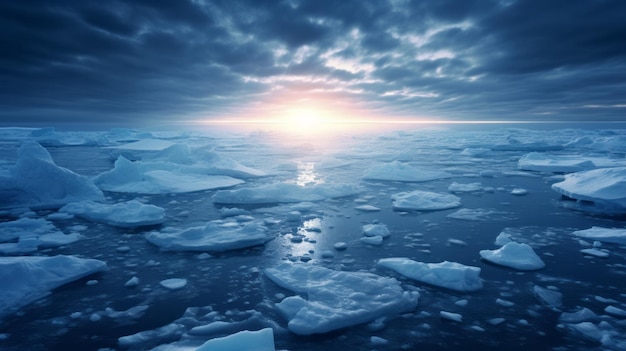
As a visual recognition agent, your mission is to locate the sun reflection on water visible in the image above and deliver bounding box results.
[296,161,324,186]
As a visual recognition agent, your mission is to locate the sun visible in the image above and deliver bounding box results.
[286,108,323,128]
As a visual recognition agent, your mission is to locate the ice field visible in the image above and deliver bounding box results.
[1,124,626,350]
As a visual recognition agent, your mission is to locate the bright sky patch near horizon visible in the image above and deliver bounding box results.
[0,0,625,128]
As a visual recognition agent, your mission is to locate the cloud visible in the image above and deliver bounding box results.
[0,0,625,126]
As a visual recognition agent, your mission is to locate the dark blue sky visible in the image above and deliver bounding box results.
[1,0,625,126]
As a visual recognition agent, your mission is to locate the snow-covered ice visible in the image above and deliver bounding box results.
[552,167,626,211]
[192,328,275,351]
[264,263,419,335]
[160,278,187,290]
[391,190,461,211]
[377,258,483,292]
[518,152,596,173]
[448,182,482,193]
[145,222,271,252]
[479,242,545,271]
[0,255,106,319]
[213,182,361,204]
[363,161,451,182]
[0,218,82,254]
[60,200,165,227]
[0,141,104,208]
[362,223,390,238]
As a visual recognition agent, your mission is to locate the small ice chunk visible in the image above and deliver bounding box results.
[194,328,275,351]
[533,286,562,310]
[440,311,462,322]
[510,188,528,195]
[448,182,482,193]
[160,278,187,290]
[580,248,609,258]
[60,200,165,228]
[479,242,545,271]
[487,318,505,325]
[559,308,599,323]
[362,223,390,238]
[572,227,626,245]
[604,305,626,317]
[333,242,348,250]
[125,276,139,287]
[360,236,384,246]
[264,263,419,335]
[377,258,483,292]
[455,299,468,307]
[370,336,389,345]
[496,298,514,307]
[391,190,461,211]
[363,161,451,182]
[355,205,381,212]
[448,239,467,246]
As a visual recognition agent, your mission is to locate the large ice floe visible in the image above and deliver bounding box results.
[377,258,483,292]
[190,328,275,351]
[0,141,104,209]
[518,152,596,173]
[0,218,83,254]
[213,182,361,204]
[145,221,272,252]
[264,263,419,335]
[60,200,165,227]
[551,167,626,211]
[391,190,461,211]
[571,227,626,245]
[363,161,451,182]
[479,242,545,270]
[0,255,107,319]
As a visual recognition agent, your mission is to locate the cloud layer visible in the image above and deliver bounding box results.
[1,0,625,125]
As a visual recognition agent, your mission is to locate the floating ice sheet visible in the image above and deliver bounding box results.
[518,152,596,173]
[363,161,451,182]
[264,263,418,335]
[391,190,461,211]
[572,227,626,245]
[145,222,271,252]
[552,167,626,211]
[60,200,165,228]
[213,182,361,204]
[377,258,483,292]
[0,218,82,254]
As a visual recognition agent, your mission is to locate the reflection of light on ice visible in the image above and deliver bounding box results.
[296,162,324,186]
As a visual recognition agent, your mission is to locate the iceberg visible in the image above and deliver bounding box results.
[518,152,595,173]
[391,190,461,211]
[145,222,272,252]
[363,161,451,182]
[0,141,104,209]
[264,263,418,335]
[479,242,545,271]
[377,258,483,292]
[572,227,626,245]
[0,255,107,319]
[93,156,243,194]
[60,200,165,228]
[213,182,361,204]
[551,167,626,211]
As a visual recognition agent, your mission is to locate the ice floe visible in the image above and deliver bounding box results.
[391,190,461,211]
[213,182,361,204]
[572,227,626,245]
[362,223,390,238]
[93,156,244,194]
[447,208,513,221]
[533,285,562,311]
[363,161,451,182]
[145,222,272,252]
[518,152,596,173]
[448,182,483,193]
[0,218,82,254]
[191,328,275,351]
[377,258,483,292]
[479,242,545,271]
[264,263,418,335]
[0,255,107,319]
[0,141,104,209]
[60,200,165,227]
[552,167,626,211]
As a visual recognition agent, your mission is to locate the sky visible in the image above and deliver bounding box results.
[1,0,625,127]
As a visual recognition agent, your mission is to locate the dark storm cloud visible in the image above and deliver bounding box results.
[0,0,625,126]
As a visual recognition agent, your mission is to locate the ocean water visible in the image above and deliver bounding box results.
[1,123,626,351]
